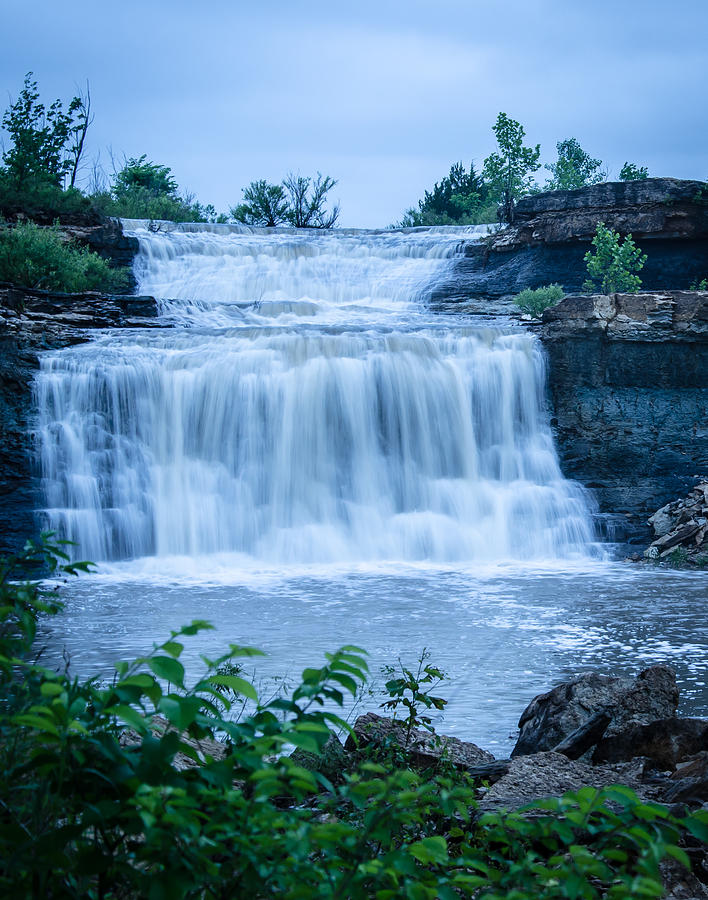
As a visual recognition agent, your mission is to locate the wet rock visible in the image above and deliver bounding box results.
[480,751,655,811]
[289,734,349,783]
[119,714,227,772]
[346,712,494,770]
[644,480,708,564]
[593,717,708,769]
[512,665,679,757]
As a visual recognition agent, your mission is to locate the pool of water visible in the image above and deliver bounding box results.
[39,559,708,756]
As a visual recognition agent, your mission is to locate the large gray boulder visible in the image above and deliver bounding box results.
[480,751,655,812]
[593,717,708,770]
[512,665,679,757]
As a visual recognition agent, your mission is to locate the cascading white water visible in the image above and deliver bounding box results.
[35,223,596,565]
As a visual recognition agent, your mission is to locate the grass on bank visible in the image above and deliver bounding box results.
[1,534,707,898]
[0,220,131,293]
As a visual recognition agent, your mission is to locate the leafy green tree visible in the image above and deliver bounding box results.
[482,112,541,223]
[1,73,86,189]
[545,138,605,190]
[583,222,647,293]
[6,78,92,191]
[619,161,649,181]
[230,179,290,226]
[399,162,496,226]
[92,155,213,223]
[112,154,178,197]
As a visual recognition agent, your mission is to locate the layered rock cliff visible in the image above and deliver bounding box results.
[431,178,708,309]
[538,291,708,540]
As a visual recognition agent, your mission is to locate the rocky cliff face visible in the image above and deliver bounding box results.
[538,291,708,541]
[0,285,158,554]
[430,178,708,309]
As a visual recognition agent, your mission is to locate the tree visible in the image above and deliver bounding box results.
[619,162,649,181]
[93,155,212,222]
[283,172,340,228]
[482,112,541,223]
[230,180,289,226]
[399,162,495,226]
[545,138,605,191]
[112,155,179,198]
[583,221,647,293]
[66,82,93,189]
[1,72,86,189]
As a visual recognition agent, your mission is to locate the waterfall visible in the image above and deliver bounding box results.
[35,223,595,565]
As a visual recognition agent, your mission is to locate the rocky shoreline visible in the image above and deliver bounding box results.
[290,666,708,897]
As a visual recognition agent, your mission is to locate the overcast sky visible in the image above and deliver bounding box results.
[2,0,706,227]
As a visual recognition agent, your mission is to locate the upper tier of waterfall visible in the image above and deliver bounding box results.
[35,223,597,566]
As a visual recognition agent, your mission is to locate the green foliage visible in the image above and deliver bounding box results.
[1,73,86,190]
[665,546,690,568]
[468,785,706,899]
[0,172,98,224]
[400,162,497,226]
[381,648,447,744]
[483,112,541,222]
[545,138,605,191]
[92,154,213,223]
[230,179,290,226]
[583,222,647,293]
[690,277,708,290]
[0,220,131,292]
[1,538,706,898]
[619,162,649,181]
[232,172,340,228]
[513,283,565,317]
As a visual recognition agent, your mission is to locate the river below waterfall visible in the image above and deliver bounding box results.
[34,223,708,752]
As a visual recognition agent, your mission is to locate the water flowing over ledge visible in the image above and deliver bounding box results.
[35,223,597,567]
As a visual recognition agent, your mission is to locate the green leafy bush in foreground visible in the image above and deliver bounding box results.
[0,220,131,293]
[1,536,706,898]
[513,283,565,317]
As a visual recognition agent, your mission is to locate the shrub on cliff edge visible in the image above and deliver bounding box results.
[583,221,647,293]
[0,220,131,293]
[513,283,564,317]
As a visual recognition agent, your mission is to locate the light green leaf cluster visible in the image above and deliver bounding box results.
[513,283,565,317]
[583,221,647,293]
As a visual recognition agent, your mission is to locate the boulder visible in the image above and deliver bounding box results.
[662,751,708,806]
[644,480,708,564]
[480,751,655,812]
[512,665,679,757]
[593,718,708,770]
[346,712,494,770]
